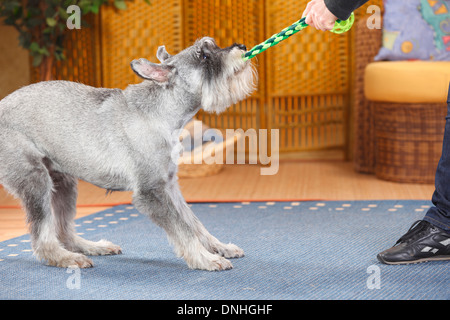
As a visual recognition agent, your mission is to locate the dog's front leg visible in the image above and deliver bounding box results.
[166,180,244,259]
[133,186,234,271]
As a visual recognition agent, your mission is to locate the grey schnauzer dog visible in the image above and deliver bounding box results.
[0,37,257,271]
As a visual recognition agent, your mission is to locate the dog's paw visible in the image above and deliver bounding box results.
[215,243,244,259]
[67,238,122,256]
[210,256,233,271]
[185,251,233,271]
[48,253,94,269]
[88,239,122,256]
[200,255,234,271]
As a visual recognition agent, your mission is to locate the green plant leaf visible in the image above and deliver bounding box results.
[114,0,127,10]
[90,0,103,14]
[43,27,53,34]
[12,5,22,18]
[32,54,43,67]
[63,0,74,8]
[38,47,50,56]
[29,42,40,53]
[58,7,69,20]
[46,17,57,27]
[78,0,92,14]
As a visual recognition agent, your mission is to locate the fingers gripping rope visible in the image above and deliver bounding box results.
[242,13,355,61]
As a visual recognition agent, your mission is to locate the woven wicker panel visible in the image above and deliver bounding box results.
[100,0,183,89]
[272,94,345,152]
[31,14,101,86]
[197,98,260,132]
[265,0,384,154]
[183,0,265,132]
[265,0,350,153]
[374,102,446,184]
[266,0,351,97]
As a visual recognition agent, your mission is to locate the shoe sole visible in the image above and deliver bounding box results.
[377,255,450,265]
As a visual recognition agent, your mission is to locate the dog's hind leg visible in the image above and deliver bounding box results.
[0,139,93,267]
[48,168,122,256]
[133,184,236,271]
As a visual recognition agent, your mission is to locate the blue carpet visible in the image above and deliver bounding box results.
[0,200,448,300]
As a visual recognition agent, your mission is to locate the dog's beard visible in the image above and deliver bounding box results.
[201,52,257,114]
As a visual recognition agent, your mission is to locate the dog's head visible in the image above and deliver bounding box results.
[130,37,257,114]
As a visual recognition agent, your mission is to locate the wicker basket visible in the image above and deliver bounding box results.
[177,121,243,178]
[177,159,224,179]
[374,103,445,184]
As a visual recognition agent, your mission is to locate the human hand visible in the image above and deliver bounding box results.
[302,0,338,31]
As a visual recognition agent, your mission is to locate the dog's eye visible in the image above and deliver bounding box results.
[202,53,208,60]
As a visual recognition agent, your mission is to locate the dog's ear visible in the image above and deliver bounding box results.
[130,58,173,83]
[156,46,171,63]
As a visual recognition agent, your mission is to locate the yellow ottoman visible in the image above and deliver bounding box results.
[363,61,450,183]
[365,61,450,103]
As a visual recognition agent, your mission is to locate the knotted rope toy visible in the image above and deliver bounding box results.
[242,13,355,61]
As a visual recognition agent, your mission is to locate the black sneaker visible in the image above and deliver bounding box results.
[377,220,450,265]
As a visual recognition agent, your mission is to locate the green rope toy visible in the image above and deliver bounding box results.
[242,13,355,61]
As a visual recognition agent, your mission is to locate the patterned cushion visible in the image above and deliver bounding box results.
[375,0,450,61]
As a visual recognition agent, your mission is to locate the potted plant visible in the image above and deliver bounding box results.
[0,0,149,81]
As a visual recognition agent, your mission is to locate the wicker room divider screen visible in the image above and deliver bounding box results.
[31,0,383,160]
